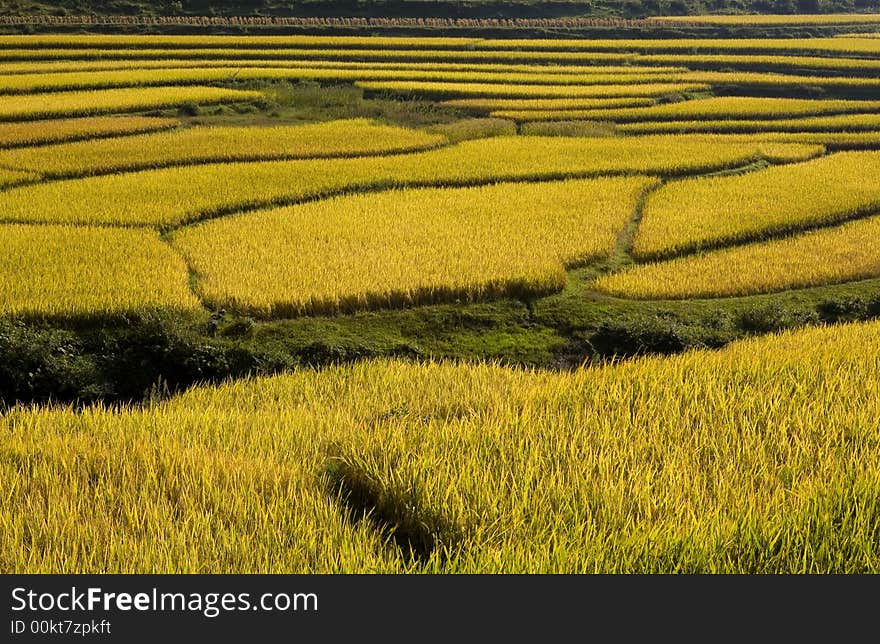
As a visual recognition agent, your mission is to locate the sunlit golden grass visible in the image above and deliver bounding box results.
[0,67,692,95]
[491,97,880,122]
[3,320,879,572]
[680,69,880,89]
[4,34,880,55]
[639,53,880,73]
[0,167,37,187]
[633,150,880,258]
[0,86,263,121]
[0,35,481,49]
[442,97,656,112]
[735,131,880,148]
[0,411,408,574]
[171,177,655,317]
[0,119,446,177]
[0,224,199,319]
[0,59,684,76]
[0,135,820,227]
[661,131,880,150]
[0,115,179,147]
[0,47,639,64]
[598,215,880,299]
[356,80,709,99]
[619,113,880,135]
[474,36,880,55]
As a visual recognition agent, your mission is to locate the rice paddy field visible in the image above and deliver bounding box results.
[1,28,880,575]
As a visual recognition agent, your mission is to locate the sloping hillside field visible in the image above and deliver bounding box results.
[1,32,879,573]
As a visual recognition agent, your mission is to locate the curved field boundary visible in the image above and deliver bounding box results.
[0,120,447,178]
[0,115,180,149]
[633,150,880,259]
[619,113,880,135]
[2,35,880,57]
[0,166,37,188]
[0,136,821,228]
[638,53,880,75]
[596,214,880,299]
[357,80,709,99]
[0,48,640,64]
[0,85,263,122]
[491,97,880,122]
[0,59,686,77]
[0,67,693,95]
[442,97,657,112]
[474,37,880,56]
[0,35,486,50]
[170,177,657,318]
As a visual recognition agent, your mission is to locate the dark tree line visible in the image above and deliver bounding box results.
[2,0,879,18]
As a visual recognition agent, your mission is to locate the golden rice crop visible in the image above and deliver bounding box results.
[656,131,880,149]
[619,112,880,135]
[0,135,820,227]
[680,70,880,89]
[0,119,446,177]
[442,97,656,111]
[596,215,880,299]
[0,35,480,49]
[0,67,689,94]
[740,131,880,148]
[0,167,36,187]
[4,320,879,572]
[475,37,880,56]
[0,405,406,573]
[326,323,880,572]
[171,177,656,317]
[639,53,880,74]
[6,35,880,55]
[0,48,637,64]
[0,86,263,121]
[356,80,708,99]
[0,59,685,77]
[0,224,200,319]
[492,97,880,122]
[3,38,880,63]
[0,115,179,148]
[633,150,880,258]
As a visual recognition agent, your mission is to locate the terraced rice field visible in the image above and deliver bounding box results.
[0,85,262,120]
[633,151,880,258]
[598,215,880,299]
[171,177,655,316]
[0,119,446,176]
[0,135,816,228]
[0,224,198,318]
[2,31,880,574]
[492,97,880,122]
[0,115,179,147]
